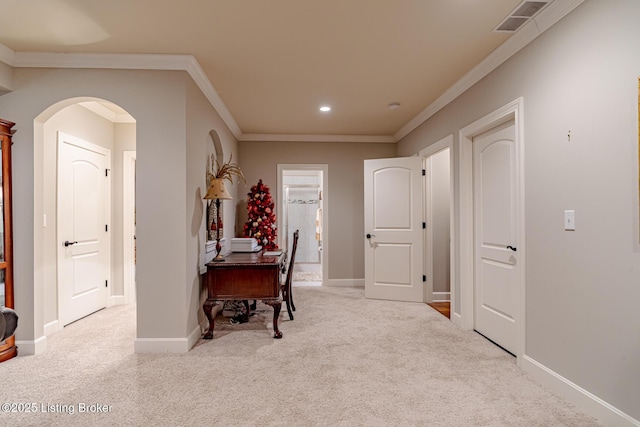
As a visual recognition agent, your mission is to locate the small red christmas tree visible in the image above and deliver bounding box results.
[243,179,278,250]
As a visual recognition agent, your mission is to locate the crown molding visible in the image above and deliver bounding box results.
[238,133,396,143]
[0,0,584,144]
[394,0,585,141]
[9,51,243,139]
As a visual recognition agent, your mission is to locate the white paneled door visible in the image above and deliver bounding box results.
[473,120,519,353]
[364,157,423,302]
[57,132,110,326]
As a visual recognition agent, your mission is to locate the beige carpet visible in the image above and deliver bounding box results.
[0,286,601,426]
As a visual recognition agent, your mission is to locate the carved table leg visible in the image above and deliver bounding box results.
[203,299,218,339]
[263,300,283,339]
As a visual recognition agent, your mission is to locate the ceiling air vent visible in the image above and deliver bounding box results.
[494,1,551,33]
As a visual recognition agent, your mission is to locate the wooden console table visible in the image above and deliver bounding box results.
[203,251,285,339]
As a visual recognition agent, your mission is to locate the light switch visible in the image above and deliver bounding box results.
[564,210,575,231]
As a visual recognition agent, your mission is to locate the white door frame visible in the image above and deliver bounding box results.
[123,151,136,304]
[419,135,454,306]
[458,98,526,360]
[277,164,328,283]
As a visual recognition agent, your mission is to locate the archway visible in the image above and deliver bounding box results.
[34,97,136,336]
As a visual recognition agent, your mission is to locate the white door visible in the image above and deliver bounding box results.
[473,120,519,353]
[364,157,423,302]
[57,132,110,326]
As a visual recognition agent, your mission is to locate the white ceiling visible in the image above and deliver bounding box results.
[0,0,579,142]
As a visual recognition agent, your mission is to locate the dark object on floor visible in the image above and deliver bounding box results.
[0,306,18,341]
[230,313,249,324]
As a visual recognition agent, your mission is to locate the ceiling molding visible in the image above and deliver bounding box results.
[394,0,584,142]
[238,133,396,143]
[9,51,243,139]
[0,0,583,144]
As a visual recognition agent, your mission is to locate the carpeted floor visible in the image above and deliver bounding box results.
[293,271,322,282]
[0,286,601,426]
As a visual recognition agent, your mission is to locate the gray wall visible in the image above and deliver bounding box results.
[238,141,395,282]
[0,67,237,349]
[398,0,640,419]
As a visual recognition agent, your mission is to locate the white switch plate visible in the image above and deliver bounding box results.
[564,210,575,230]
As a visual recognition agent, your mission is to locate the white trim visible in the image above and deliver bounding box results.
[133,326,200,354]
[325,279,364,288]
[394,0,584,141]
[15,335,48,356]
[521,355,640,427]
[432,292,451,303]
[123,151,137,305]
[11,52,243,140]
[109,295,125,306]
[458,98,526,361]
[43,319,61,336]
[240,133,396,143]
[277,164,329,286]
[0,0,582,144]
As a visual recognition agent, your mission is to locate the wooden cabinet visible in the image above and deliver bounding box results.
[0,118,16,362]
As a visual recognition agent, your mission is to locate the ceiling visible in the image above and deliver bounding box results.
[0,0,575,142]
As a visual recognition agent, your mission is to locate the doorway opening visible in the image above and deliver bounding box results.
[420,135,454,318]
[277,165,328,285]
[35,97,136,336]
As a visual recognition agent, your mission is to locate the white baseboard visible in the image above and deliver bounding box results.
[325,278,364,287]
[433,291,451,302]
[134,337,190,353]
[521,355,639,427]
[44,319,61,336]
[108,295,125,307]
[15,335,48,356]
[134,325,202,353]
[187,325,202,350]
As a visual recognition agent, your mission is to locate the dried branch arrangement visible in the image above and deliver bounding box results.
[207,154,246,185]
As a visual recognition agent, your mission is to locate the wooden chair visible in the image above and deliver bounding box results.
[282,230,299,320]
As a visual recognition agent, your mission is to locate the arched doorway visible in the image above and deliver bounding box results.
[34,97,136,335]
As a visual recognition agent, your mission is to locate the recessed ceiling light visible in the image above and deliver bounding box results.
[319,106,331,112]
[388,102,400,110]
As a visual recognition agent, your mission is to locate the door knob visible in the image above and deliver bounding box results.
[64,240,78,247]
[366,233,376,239]
[507,245,517,252]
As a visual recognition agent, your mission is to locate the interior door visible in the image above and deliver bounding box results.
[364,157,423,302]
[57,132,110,326]
[473,120,519,353]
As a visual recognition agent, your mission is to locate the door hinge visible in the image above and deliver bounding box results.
[105,224,108,232]
[422,169,426,176]
[422,222,426,229]
[105,280,108,288]
[105,168,110,177]
[423,275,427,282]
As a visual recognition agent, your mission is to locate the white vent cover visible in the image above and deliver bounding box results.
[494,1,551,32]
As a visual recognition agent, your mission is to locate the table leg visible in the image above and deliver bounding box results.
[263,300,283,339]
[203,299,217,339]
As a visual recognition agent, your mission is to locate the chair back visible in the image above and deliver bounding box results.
[285,230,299,286]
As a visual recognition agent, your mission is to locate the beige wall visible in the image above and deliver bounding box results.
[185,77,240,335]
[238,141,395,282]
[398,0,640,420]
[0,67,237,352]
